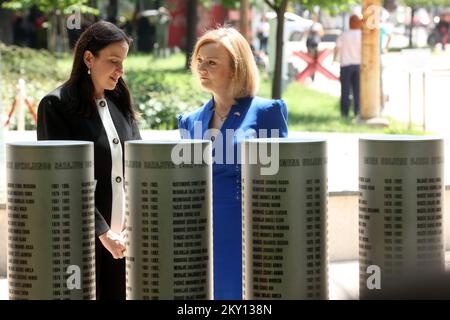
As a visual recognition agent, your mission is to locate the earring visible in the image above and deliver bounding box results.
[87,68,91,75]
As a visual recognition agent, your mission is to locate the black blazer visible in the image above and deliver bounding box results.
[37,86,141,237]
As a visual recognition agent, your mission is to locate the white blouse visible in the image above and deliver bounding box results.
[96,98,124,234]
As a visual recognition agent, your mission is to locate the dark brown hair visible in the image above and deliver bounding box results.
[64,20,136,120]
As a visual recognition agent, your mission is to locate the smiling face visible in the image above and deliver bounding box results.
[195,42,234,95]
[84,40,129,97]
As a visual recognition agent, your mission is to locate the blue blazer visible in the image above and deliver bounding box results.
[178,96,288,299]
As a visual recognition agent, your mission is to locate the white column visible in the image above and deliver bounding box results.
[125,140,213,300]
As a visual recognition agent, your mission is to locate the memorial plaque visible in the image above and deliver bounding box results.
[125,140,213,299]
[359,136,445,299]
[6,141,96,299]
[242,138,328,299]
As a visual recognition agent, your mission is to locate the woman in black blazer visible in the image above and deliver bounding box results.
[37,21,141,299]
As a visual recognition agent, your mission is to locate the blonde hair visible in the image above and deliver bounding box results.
[191,27,259,98]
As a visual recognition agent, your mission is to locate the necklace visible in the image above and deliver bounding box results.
[214,109,228,122]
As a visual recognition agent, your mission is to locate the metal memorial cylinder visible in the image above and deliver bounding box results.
[359,136,445,299]
[125,140,213,299]
[242,138,328,299]
[6,141,96,300]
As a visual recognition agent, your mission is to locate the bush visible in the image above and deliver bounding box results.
[0,46,206,131]
[1,48,419,134]
[0,43,67,130]
[125,58,209,130]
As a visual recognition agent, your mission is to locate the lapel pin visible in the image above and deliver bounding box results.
[234,112,241,117]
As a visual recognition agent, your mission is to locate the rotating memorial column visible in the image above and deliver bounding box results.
[242,138,328,299]
[6,141,96,299]
[359,136,445,299]
[125,140,213,299]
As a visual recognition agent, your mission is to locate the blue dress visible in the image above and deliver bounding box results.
[178,96,288,299]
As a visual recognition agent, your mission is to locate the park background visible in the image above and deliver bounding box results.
[0,0,450,299]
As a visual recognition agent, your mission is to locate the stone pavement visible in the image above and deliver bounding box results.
[382,49,450,136]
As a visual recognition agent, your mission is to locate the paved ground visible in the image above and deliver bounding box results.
[381,48,450,135]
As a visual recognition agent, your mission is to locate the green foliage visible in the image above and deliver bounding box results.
[2,0,98,15]
[0,43,67,129]
[400,0,450,7]
[259,81,424,134]
[123,54,210,130]
[298,0,357,14]
[1,48,423,133]
[264,0,357,14]
[0,48,207,130]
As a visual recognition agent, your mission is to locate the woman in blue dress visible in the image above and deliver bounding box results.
[178,27,288,299]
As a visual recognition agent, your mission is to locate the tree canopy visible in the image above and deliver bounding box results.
[401,0,450,7]
[2,0,98,15]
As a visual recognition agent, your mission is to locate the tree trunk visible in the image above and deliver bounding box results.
[130,0,141,52]
[59,13,70,53]
[47,13,58,52]
[360,0,381,119]
[272,0,288,99]
[0,7,13,44]
[107,0,119,24]
[185,0,197,70]
[409,6,416,48]
[48,12,69,54]
[240,0,249,40]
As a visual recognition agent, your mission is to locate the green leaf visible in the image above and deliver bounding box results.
[2,0,98,14]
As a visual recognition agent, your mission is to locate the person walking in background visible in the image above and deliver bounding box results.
[178,27,288,299]
[306,14,324,57]
[256,15,270,53]
[306,14,324,81]
[37,21,141,300]
[437,12,449,50]
[155,6,172,58]
[334,14,362,118]
[12,12,30,47]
